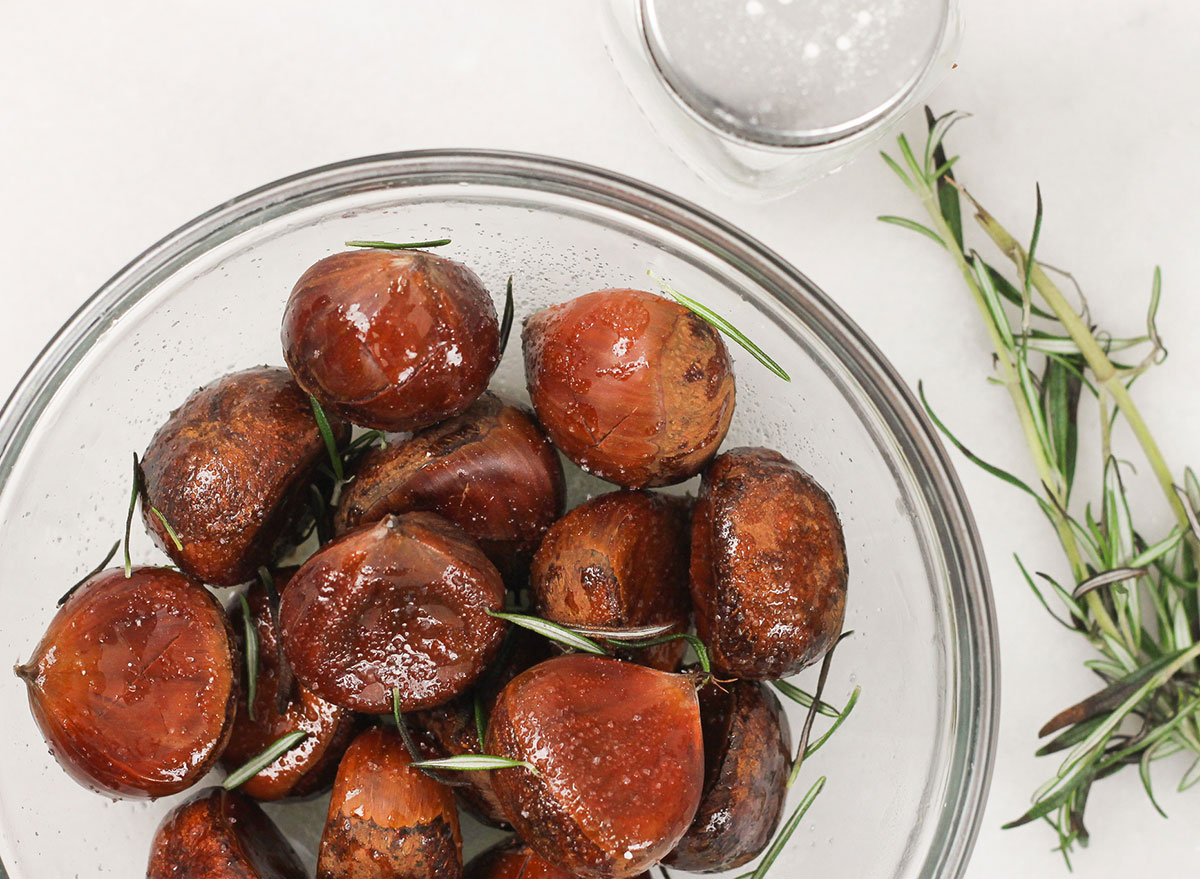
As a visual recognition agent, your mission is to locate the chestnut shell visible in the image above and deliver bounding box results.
[522,288,735,488]
[147,787,306,879]
[408,628,551,827]
[665,679,792,872]
[279,512,507,713]
[317,726,462,879]
[17,567,236,798]
[335,391,566,582]
[282,248,500,432]
[691,447,848,679]
[485,654,704,879]
[530,490,691,670]
[220,569,361,800]
[465,837,651,879]
[140,366,350,587]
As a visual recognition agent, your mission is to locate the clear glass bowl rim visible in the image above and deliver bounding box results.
[0,149,997,879]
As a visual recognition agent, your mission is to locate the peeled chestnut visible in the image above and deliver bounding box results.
[147,787,306,879]
[465,837,651,879]
[409,628,551,827]
[486,654,704,879]
[691,447,847,679]
[279,512,507,713]
[318,726,462,879]
[140,366,350,587]
[335,392,566,581]
[282,248,500,432]
[220,569,360,800]
[16,567,236,798]
[665,678,791,872]
[530,490,691,670]
[522,288,735,488]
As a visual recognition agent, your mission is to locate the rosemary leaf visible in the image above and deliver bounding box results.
[565,622,676,640]
[607,633,711,674]
[876,216,946,249]
[239,592,258,723]
[123,452,139,577]
[309,395,343,481]
[485,609,608,655]
[345,238,451,250]
[222,731,307,790]
[410,755,536,773]
[771,679,841,719]
[150,507,184,551]
[747,776,826,879]
[498,275,515,353]
[802,686,861,762]
[58,540,120,606]
[474,692,488,748]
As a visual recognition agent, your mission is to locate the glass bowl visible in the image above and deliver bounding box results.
[0,151,996,879]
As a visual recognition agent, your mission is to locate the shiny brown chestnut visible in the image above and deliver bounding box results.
[282,248,500,432]
[317,726,462,879]
[408,628,551,827]
[140,366,350,587]
[691,447,847,679]
[335,392,566,581]
[220,569,360,800]
[522,288,735,488]
[485,654,704,879]
[279,512,507,714]
[16,567,236,798]
[147,787,306,879]
[465,837,652,879]
[665,678,792,872]
[530,490,691,671]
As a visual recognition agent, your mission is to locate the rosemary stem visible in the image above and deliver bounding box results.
[973,206,1192,539]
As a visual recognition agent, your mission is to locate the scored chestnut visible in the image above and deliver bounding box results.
[220,569,360,800]
[279,512,507,714]
[282,248,500,432]
[691,447,848,679]
[335,391,566,582]
[465,837,651,879]
[140,366,350,587]
[665,678,792,872]
[485,654,704,879]
[522,288,735,488]
[408,628,551,827]
[16,567,236,798]
[147,787,306,879]
[318,726,462,879]
[530,490,691,671]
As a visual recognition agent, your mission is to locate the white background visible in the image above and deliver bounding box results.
[2,1,1199,875]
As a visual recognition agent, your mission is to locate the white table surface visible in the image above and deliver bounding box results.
[3,2,1199,876]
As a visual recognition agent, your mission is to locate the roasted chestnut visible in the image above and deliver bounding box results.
[16,567,236,798]
[147,787,306,879]
[335,392,566,581]
[665,678,791,872]
[279,512,507,713]
[530,490,691,671]
[522,288,735,488]
[282,248,500,432]
[140,366,350,587]
[220,569,360,800]
[465,837,651,879]
[408,628,551,827]
[317,725,462,879]
[485,654,704,879]
[691,447,847,679]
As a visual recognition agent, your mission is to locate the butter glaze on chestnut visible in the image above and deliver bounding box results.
[335,391,566,581]
[279,512,507,713]
[318,726,462,879]
[665,678,792,872]
[220,569,360,800]
[530,490,691,670]
[522,288,735,488]
[16,567,236,799]
[147,787,306,879]
[691,447,848,679]
[465,837,651,879]
[485,654,704,879]
[140,366,350,587]
[282,248,500,432]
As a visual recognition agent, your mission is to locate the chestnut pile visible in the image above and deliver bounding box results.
[17,242,849,879]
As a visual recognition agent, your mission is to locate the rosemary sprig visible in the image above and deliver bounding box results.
[606,632,712,675]
[57,540,119,606]
[786,631,852,787]
[771,679,841,719]
[729,776,827,879]
[882,107,1200,860]
[222,730,307,790]
[345,238,451,250]
[238,592,258,723]
[122,452,184,575]
[650,271,791,381]
[498,275,515,353]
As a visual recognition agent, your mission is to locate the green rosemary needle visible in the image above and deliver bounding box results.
[498,275,515,353]
[345,238,451,249]
[474,692,488,747]
[238,592,258,723]
[58,540,119,606]
[222,731,307,790]
[485,609,608,655]
[309,395,343,481]
[409,754,537,773]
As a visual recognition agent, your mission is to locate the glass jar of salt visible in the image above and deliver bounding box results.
[603,0,961,199]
